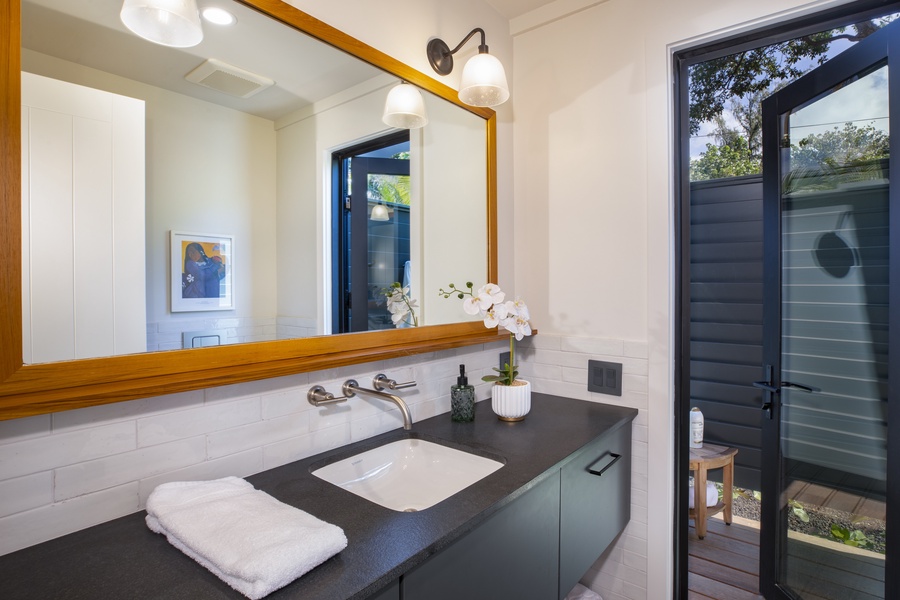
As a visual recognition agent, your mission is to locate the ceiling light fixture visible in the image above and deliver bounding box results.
[382,82,428,129]
[201,6,237,26]
[120,0,204,48]
[427,28,509,107]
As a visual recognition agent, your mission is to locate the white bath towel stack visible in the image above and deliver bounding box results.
[146,476,347,599]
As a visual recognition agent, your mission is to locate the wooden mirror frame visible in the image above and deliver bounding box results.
[0,0,499,420]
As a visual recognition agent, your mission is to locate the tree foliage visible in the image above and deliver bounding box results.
[689,21,882,135]
[689,18,893,181]
[792,122,889,171]
[690,138,761,181]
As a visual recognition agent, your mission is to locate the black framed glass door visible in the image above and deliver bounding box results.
[759,20,898,600]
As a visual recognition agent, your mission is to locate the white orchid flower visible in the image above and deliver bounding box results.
[504,314,532,341]
[483,302,509,328]
[505,297,530,321]
[391,308,410,324]
[462,296,484,315]
[476,284,505,308]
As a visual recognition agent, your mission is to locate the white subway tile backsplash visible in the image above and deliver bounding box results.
[207,412,310,459]
[0,421,135,480]
[262,387,311,419]
[531,348,590,369]
[561,336,625,356]
[0,472,52,517]
[519,333,560,351]
[138,449,263,506]
[137,398,261,447]
[54,437,207,501]
[204,372,309,405]
[262,433,317,470]
[52,391,203,432]
[0,482,140,556]
[0,414,51,444]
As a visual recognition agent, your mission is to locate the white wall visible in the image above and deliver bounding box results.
[511,0,855,598]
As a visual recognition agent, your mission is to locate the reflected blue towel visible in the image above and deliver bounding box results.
[146,477,347,599]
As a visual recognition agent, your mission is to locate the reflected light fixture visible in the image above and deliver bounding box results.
[382,82,428,129]
[120,0,204,48]
[201,6,237,26]
[370,203,390,221]
[427,28,509,107]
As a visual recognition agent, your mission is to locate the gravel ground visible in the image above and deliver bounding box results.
[731,488,886,554]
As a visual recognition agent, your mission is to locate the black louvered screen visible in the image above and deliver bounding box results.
[690,175,764,491]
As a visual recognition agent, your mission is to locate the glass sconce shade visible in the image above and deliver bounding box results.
[120,0,204,48]
[370,204,390,221]
[382,83,428,129]
[458,52,509,107]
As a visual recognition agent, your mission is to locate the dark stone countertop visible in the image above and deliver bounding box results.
[1,393,637,600]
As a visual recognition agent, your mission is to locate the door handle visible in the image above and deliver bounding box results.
[753,365,817,420]
[751,380,817,394]
[782,381,817,393]
[752,380,779,394]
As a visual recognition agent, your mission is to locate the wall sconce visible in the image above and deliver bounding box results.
[427,28,509,107]
[370,203,391,221]
[120,0,204,48]
[382,82,428,129]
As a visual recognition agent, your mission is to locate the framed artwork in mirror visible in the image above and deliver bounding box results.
[170,231,234,312]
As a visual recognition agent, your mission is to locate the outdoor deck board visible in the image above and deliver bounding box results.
[689,513,886,600]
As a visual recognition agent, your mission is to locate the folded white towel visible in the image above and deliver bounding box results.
[146,477,347,599]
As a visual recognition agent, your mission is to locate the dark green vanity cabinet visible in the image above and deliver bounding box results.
[400,419,632,600]
[368,580,400,600]
[559,419,632,599]
[402,471,562,600]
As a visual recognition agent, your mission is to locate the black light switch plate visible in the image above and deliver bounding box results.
[587,359,622,396]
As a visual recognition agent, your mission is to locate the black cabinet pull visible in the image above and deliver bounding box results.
[587,452,621,476]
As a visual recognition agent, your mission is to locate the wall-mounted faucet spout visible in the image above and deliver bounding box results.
[342,379,414,430]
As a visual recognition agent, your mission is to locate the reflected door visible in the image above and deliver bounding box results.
[332,132,411,334]
[759,21,898,600]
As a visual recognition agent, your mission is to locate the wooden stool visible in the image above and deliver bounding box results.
[689,443,738,539]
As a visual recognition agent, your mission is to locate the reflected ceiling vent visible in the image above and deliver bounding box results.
[185,58,274,98]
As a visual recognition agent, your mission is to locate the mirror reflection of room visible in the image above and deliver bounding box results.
[19,0,487,364]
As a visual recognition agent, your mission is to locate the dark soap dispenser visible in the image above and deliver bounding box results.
[451,364,475,422]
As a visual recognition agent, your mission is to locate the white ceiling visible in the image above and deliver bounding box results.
[484,0,558,20]
[22,0,385,121]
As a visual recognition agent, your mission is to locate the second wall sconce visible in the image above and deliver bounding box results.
[427,28,509,107]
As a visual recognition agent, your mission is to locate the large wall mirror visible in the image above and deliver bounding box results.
[0,0,499,420]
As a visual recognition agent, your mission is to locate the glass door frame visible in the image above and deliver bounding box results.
[759,20,900,600]
[672,2,900,598]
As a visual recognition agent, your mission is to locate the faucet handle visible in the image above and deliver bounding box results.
[373,373,417,391]
[307,385,349,407]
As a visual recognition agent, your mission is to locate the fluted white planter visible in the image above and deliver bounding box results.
[491,379,531,422]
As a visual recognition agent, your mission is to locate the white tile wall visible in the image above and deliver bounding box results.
[518,333,650,600]
[0,332,650,600]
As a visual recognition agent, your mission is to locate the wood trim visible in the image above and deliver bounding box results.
[0,0,500,421]
[487,113,498,281]
[0,1,21,383]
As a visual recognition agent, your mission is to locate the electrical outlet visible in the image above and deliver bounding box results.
[587,360,622,396]
[499,351,511,372]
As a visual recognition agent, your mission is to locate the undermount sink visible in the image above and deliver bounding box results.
[312,438,504,512]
